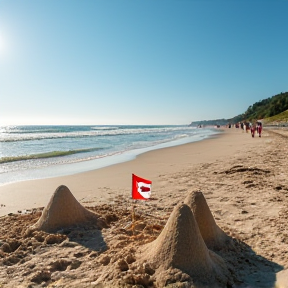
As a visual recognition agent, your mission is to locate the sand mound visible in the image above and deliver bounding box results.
[184,191,232,251]
[30,185,105,233]
[138,203,230,287]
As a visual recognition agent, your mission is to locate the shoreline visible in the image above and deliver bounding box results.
[0,128,219,186]
[0,128,257,217]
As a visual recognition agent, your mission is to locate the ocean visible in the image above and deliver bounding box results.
[0,125,220,185]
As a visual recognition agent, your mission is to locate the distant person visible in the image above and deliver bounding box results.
[251,124,255,138]
[258,123,262,137]
[243,123,246,133]
[246,123,249,133]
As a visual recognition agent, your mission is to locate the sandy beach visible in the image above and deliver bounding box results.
[1,128,288,287]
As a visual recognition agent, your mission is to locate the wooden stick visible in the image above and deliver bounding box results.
[132,204,136,235]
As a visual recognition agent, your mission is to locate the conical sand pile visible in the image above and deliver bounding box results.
[139,203,229,286]
[184,191,231,250]
[30,185,105,233]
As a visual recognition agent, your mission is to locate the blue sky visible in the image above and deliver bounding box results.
[0,0,287,125]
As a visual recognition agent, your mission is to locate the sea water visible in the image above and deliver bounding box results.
[0,125,220,185]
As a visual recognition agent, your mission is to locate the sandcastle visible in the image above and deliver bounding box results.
[29,186,233,286]
[30,185,105,233]
[184,191,232,251]
[138,203,231,287]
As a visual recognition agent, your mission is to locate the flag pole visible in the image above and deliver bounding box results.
[131,175,135,236]
[131,203,136,236]
[131,173,152,236]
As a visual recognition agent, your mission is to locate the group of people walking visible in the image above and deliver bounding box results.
[227,122,263,137]
[240,121,262,137]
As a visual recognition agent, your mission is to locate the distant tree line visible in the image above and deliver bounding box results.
[189,118,228,127]
[190,91,288,126]
[229,91,288,123]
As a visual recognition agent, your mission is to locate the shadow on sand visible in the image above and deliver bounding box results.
[218,237,283,288]
[61,225,107,253]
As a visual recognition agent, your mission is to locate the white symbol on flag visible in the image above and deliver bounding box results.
[137,181,151,199]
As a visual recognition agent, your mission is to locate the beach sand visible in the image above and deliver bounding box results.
[0,128,288,287]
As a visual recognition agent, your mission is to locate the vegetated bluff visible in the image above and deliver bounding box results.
[189,91,288,127]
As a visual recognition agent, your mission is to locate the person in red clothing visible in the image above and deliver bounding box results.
[258,122,262,137]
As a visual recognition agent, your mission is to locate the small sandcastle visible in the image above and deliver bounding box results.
[138,203,231,287]
[184,191,232,251]
[30,185,105,233]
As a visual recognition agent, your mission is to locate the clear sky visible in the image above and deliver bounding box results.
[0,0,287,126]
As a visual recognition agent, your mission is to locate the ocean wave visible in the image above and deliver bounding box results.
[91,126,119,130]
[1,126,74,134]
[0,126,196,142]
[0,147,104,164]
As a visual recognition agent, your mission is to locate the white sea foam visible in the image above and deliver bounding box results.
[0,125,221,185]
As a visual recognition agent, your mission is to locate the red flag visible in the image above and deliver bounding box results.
[132,174,152,200]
